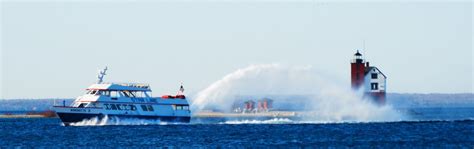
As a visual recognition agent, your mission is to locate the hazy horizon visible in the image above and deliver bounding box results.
[1,0,473,99]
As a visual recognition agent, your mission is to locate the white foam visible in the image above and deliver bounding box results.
[221,118,294,124]
[69,115,172,126]
[219,118,408,125]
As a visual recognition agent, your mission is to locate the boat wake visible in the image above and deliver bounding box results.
[220,118,294,124]
[218,118,474,125]
[67,116,474,126]
[68,116,176,126]
[218,117,404,125]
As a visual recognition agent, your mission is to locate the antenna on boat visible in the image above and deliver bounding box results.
[177,82,185,95]
[97,66,108,84]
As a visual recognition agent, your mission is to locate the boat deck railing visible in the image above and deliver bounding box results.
[102,82,150,89]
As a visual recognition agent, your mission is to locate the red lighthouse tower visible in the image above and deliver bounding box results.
[351,50,365,89]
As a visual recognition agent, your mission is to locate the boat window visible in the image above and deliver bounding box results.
[130,92,136,97]
[147,105,154,111]
[111,104,117,110]
[130,105,137,111]
[116,104,122,110]
[134,92,142,98]
[172,105,176,110]
[144,91,151,98]
[90,90,97,95]
[124,104,130,110]
[183,106,189,110]
[110,91,119,98]
[135,91,149,98]
[141,105,148,111]
[122,91,130,97]
[102,91,110,96]
[78,103,85,108]
[176,106,182,110]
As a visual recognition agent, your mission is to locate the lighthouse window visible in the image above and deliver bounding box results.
[371,73,378,79]
[371,83,378,90]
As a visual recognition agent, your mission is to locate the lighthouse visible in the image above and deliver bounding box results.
[350,50,387,105]
[351,50,365,89]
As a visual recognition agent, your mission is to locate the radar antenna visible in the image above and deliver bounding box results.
[97,66,108,84]
[177,82,185,95]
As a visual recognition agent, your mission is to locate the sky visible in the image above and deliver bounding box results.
[1,0,472,99]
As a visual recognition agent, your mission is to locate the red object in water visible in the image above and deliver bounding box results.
[263,100,268,110]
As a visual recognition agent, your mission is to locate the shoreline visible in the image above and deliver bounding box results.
[0,110,57,118]
[0,114,53,118]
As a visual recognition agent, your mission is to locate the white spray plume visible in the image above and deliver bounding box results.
[192,64,404,123]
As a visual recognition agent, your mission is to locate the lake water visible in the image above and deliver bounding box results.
[1,107,473,148]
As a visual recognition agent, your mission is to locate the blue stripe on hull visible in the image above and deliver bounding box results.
[56,113,190,126]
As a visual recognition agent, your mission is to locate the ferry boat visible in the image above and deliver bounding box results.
[53,67,191,126]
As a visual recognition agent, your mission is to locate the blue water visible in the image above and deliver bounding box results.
[0,118,473,148]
